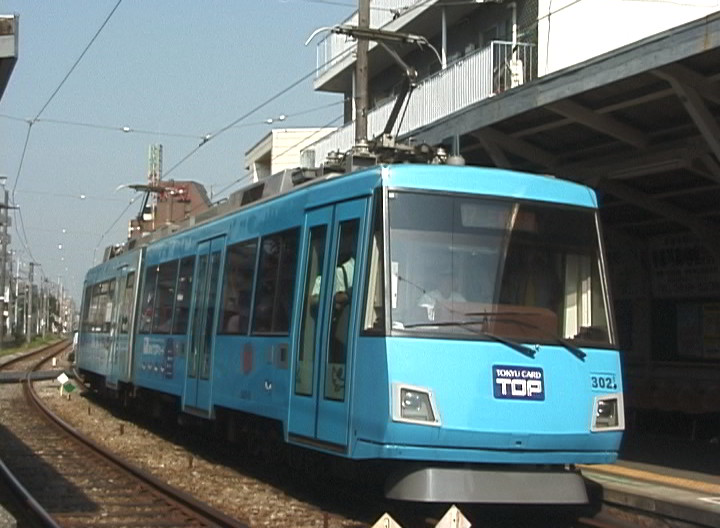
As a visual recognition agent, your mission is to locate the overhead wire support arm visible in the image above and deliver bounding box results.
[377,41,417,137]
[330,25,442,64]
[328,25,435,142]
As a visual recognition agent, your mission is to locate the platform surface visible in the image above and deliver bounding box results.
[581,432,720,527]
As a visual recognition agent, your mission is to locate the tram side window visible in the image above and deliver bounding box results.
[172,257,195,335]
[151,260,179,334]
[363,193,386,333]
[86,284,102,332]
[88,280,114,333]
[104,280,116,333]
[219,239,258,335]
[252,229,299,334]
[138,266,159,334]
[81,285,93,332]
[119,272,135,334]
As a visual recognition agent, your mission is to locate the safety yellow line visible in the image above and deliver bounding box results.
[579,464,720,495]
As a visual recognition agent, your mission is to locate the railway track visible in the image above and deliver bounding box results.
[0,343,681,528]
[0,341,249,528]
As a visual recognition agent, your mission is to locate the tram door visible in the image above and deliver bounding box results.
[289,198,367,449]
[107,267,137,387]
[184,236,225,415]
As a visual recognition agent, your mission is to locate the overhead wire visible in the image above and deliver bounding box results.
[28,0,592,275]
[7,0,125,282]
[170,105,347,219]
[1,112,291,140]
[92,197,138,263]
[160,45,355,182]
[34,0,124,121]
[10,122,36,264]
[14,189,124,203]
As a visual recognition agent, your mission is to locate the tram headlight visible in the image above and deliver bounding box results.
[591,393,625,432]
[392,384,441,426]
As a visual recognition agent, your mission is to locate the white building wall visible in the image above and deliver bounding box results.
[538,0,720,76]
[244,128,337,182]
[269,128,336,173]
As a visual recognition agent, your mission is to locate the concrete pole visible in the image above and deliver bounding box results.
[44,280,49,337]
[13,258,19,337]
[355,0,370,143]
[26,262,33,344]
[40,282,45,338]
[0,188,6,352]
[58,277,63,335]
[23,284,27,338]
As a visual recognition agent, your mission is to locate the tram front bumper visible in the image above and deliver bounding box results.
[384,463,588,504]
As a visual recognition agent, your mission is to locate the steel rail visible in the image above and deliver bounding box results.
[0,340,69,527]
[24,345,249,528]
[0,339,69,371]
[0,455,62,528]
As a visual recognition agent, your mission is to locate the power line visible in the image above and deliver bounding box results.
[8,0,124,276]
[269,113,344,167]
[187,110,345,215]
[92,197,138,262]
[161,45,355,181]
[14,188,124,202]
[34,0,124,121]
[11,122,33,199]
[34,117,205,140]
[2,100,346,140]
[0,114,29,124]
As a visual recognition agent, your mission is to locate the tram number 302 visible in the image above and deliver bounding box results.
[590,375,617,391]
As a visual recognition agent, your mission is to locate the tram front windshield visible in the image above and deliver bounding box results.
[386,191,613,347]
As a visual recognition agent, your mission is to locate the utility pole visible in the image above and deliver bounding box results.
[355,0,370,144]
[25,262,35,343]
[27,262,35,344]
[0,185,6,352]
[13,257,19,338]
[57,276,63,335]
[0,183,15,351]
[43,278,49,338]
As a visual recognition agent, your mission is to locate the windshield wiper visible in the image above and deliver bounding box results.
[401,320,536,359]
[466,311,586,361]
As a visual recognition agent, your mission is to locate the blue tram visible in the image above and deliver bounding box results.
[77,163,624,503]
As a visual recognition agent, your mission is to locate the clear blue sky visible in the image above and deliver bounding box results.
[0,0,356,304]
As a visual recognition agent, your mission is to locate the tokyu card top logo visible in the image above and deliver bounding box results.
[493,365,545,401]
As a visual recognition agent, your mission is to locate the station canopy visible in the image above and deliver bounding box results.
[411,13,720,251]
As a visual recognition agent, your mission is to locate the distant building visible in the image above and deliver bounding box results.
[245,128,336,182]
[128,180,211,239]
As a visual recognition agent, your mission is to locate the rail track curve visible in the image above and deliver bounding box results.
[0,341,249,528]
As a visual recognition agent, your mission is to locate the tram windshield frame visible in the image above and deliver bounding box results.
[370,189,615,348]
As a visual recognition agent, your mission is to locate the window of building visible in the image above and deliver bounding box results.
[151,260,179,334]
[252,229,299,334]
[219,239,258,335]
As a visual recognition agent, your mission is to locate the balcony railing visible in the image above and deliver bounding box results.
[307,41,536,164]
[315,0,428,77]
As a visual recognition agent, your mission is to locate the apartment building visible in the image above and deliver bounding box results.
[306,0,719,164]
